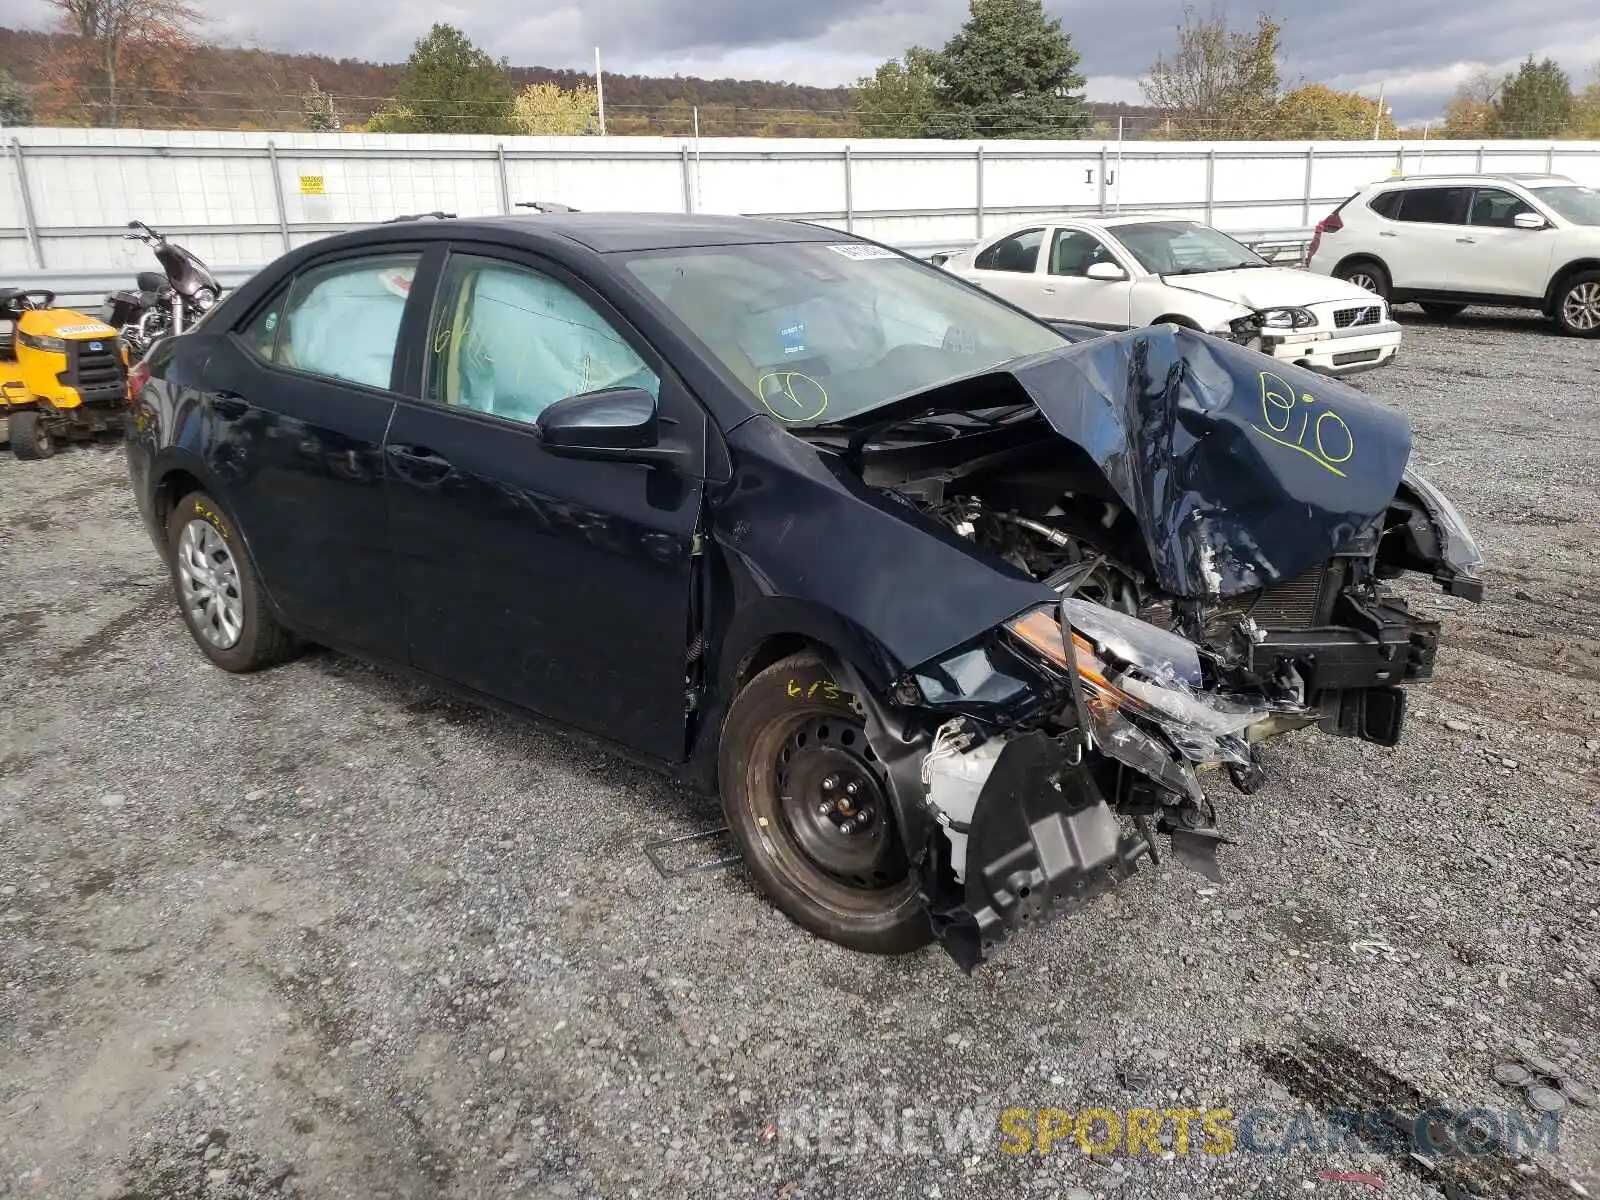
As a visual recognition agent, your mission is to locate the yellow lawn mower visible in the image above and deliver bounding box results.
[1,288,130,460]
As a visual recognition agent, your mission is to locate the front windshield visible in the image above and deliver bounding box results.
[1112,221,1268,275]
[1533,185,1600,226]
[622,240,1066,425]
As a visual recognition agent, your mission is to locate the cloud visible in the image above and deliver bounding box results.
[8,0,1600,119]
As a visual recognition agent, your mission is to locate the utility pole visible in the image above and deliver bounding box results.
[595,47,607,135]
[1372,83,1386,140]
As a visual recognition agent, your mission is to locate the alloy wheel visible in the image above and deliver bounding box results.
[1347,270,1380,294]
[176,518,244,649]
[1562,281,1600,332]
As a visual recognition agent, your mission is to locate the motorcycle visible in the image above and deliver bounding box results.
[106,221,222,358]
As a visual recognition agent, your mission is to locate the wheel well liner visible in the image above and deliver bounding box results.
[1151,314,1201,330]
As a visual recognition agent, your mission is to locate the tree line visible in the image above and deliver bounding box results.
[3,0,1599,139]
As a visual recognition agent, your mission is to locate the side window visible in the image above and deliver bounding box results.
[426,254,659,427]
[1395,187,1471,225]
[236,284,290,362]
[275,253,421,389]
[1048,229,1116,277]
[1469,188,1535,228]
[973,228,1044,274]
[1368,190,1403,220]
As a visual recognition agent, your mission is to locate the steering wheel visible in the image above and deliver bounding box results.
[14,289,56,310]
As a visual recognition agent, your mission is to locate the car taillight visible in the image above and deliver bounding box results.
[1308,209,1343,260]
[126,359,151,401]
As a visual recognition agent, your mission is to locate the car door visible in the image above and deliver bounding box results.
[1387,186,1473,290]
[961,227,1048,310]
[1452,187,1556,299]
[197,245,437,657]
[1037,226,1134,327]
[383,247,707,762]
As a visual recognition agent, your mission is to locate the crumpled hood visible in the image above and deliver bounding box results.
[1161,266,1378,311]
[844,325,1413,599]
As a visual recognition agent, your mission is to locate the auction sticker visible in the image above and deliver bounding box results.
[826,243,898,260]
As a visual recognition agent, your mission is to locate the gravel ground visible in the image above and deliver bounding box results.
[2,310,1598,1200]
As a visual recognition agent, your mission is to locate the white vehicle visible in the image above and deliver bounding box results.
[940,214,1402,377]
[1306,173,1600,337]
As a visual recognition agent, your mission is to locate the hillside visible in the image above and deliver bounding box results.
[1,26,1163,137]
[0,27,858,134]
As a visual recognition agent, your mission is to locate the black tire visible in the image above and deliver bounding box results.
[164,490,296,672]
[8,410,55,460]
[1334,258,1391,301]
[718,653,931,955]
[1552,270,1600,338]
[1418,302,1467,319]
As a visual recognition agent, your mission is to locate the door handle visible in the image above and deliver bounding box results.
[209,391,247,418]
[386,444,452,470]
[1042,286,1056,294]
[1378,231,1397,238]
[1455,237,1476,244]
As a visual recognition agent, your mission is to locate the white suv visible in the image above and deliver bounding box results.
[1307,173,1600,337]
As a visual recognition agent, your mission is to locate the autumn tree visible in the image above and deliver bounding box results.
[512,82,596,135]
[1490,57,1574,137]
[0,69,32,126]
[43,0,201,125]
[1141,5,1282,139]
[386,24,515,134]
[1439,68,1500,137]
[302,78,339,131]
[851,48,938,137]
[926,0,1088,138]
[1274,84,1397,139]
[1571,66,1600,138]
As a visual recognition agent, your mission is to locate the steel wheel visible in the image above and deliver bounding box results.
[1562,280,1600,333]
[774,715,899,889]
[175,518,244,649]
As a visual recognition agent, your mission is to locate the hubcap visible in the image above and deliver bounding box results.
[1348,271,1379,294]
[774,716,897,888]
[1563,281,1600,331]
[176,518,244,649]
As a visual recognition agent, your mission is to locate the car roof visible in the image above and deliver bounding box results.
[375,211,847,254]
[1371,173,1572,189]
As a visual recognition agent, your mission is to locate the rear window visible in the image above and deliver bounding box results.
[1396,187,1471,225]
[1367,190,1403,219]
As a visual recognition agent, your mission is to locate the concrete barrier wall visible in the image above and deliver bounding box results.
[4,127,1598,275]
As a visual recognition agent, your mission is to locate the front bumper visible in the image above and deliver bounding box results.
[1258,321,1403,377]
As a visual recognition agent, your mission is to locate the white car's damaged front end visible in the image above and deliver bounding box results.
[1225,296,1402,377]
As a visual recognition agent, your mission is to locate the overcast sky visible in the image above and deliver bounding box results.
[10,0,1600,121]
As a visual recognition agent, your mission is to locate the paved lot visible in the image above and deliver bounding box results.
[1,310,1598,1200]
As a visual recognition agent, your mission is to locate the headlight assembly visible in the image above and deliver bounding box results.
[1256,306,1316,329]
[17,330,70,354]
[1006,600,1271,772]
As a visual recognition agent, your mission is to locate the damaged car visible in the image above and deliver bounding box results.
[123,212,1484,970]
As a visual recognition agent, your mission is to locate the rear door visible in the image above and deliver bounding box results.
[382,246,707,761]
[960,227,1048,310]
[199,244,439,657]
[1453,187,1555,298]
[1388,186,1473,290]
[1037,226,1134,327]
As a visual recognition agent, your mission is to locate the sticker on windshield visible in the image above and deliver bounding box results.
[826,243,898,261]
[779,321,806,356]
[757,371,828,422]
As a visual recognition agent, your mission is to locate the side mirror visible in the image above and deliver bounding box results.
[1513,212,1548,230]
[535,386,685,466]
[1085,261,1128,281]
